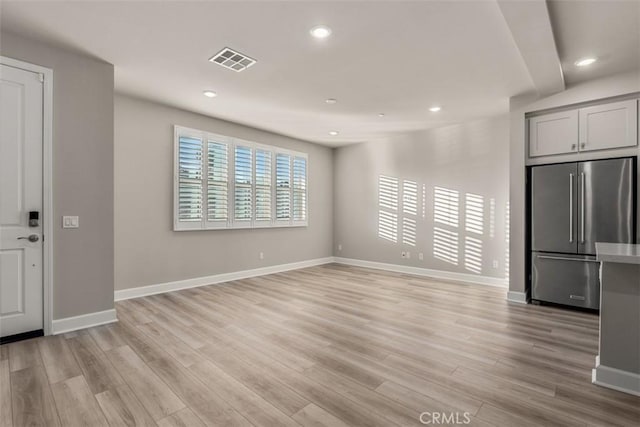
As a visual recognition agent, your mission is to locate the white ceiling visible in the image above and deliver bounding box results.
[497,0,565,97]
[1,1,637,146]
[548,0,640,86]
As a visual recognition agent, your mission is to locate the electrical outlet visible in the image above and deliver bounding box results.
[338,244,342,251]
[259,252,264,260]
[406,251,411,259]
[492,260,499,268]
[419,252,424,261]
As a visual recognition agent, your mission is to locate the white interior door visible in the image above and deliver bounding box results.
[0,64,44,338]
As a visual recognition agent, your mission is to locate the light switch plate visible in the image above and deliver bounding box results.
[63,216,79,228]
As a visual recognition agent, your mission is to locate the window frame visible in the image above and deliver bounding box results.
[173,125,308,231]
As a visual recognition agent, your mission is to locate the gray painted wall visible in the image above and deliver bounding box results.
[114,94,333,290]
[0,32,115,319]
[333,116,510,281]
[508,70,640,295]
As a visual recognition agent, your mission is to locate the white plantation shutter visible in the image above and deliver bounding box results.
[234,145,253,221]
[207,141,228,223]
[174,126,307,230]
[255,149,272,222]
[177,135,203,224]
[292,156,307,222]
[276,153,291,221]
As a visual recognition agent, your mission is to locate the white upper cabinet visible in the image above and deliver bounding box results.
[528,98,639,159]
[579,99,638,152]
[529,110,579,157]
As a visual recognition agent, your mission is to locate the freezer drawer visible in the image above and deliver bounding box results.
[531,252,600,310]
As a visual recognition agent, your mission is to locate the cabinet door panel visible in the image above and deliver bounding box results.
[579,99,638,152]
[529,110,579,157]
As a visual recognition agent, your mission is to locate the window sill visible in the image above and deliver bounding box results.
[173,222,308,232]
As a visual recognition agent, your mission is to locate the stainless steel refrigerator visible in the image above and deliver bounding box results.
[530,157,635,309]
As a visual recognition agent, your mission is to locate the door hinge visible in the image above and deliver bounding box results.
[39,73,44,82]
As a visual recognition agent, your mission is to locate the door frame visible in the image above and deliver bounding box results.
[1,56,54,336]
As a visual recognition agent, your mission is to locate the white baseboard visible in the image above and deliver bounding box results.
[507,290,529,304]
[52,309,118,335]
[592,363,640,396]
[114,255,509,303]
[114,257,335,301]
[333,257,508,288]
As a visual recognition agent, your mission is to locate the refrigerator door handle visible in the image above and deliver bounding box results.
[580,172,585,243]
[569,173,574,242]
[536,255,600,263]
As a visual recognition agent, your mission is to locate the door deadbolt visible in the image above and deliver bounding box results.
[29,211,39,227]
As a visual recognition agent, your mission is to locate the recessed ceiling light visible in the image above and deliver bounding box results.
[378,113,385,117]
[575,57,597,67]
[325,98,337,104]
[429,106,441,112]
[203,90,217,98]
[310,25,332,39]
[329,130,339,136]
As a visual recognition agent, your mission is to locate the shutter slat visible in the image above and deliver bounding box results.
[275,154,291,220]
[255,149,272,220]
[293,157,307,221]
[177,136,203,222]
[207,141,229,221]
[235,146,253,220]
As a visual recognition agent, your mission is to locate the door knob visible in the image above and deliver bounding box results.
[17,234,39,242]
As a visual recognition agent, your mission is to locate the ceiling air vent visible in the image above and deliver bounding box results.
[209,47,256,72]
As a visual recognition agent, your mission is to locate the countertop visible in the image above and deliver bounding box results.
[596,243,640,265]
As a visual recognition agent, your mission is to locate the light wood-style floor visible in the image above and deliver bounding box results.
[2,264,639,426]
